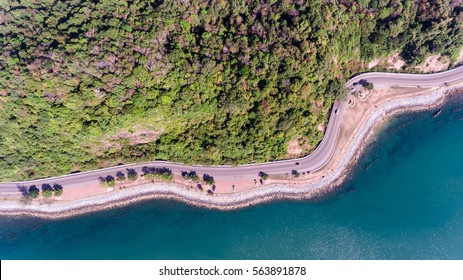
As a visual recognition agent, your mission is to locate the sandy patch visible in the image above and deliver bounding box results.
[367,53,406,70]
[416,55,450,73]
[101,129,163,151]
[287,137,303,155]
[287,137,312,157]
[386,53,406,70]
[367,59,380,69]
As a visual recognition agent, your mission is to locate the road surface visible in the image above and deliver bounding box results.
[346,66,463,88]
[1,66,463,195]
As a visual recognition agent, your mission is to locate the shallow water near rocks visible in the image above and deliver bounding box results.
[1,96,463,259]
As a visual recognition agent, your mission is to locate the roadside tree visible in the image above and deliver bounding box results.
[53,184,63,197]
[116,171,126,182]
[41,184,54,198]
[203,174,215,185]
[258,172,269,180]
[127,169,138,181]
[28,185,40,199]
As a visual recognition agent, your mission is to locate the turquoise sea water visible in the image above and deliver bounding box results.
[1,96,463,259]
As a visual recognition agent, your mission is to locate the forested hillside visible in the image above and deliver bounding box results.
[0,0,462,180]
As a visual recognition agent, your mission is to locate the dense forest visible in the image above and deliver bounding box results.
[0,0,462,180]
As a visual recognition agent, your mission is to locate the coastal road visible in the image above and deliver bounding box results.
[1,66,463,195]
[346,65,463,88]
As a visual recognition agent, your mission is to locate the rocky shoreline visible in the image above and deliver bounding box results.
[0,86,454,219]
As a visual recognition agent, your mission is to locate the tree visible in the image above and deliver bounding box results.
[98,176,107,187]
[364,82,374,91]
[116,171,126,182]
[41,184,54,198]
[182,170,200,182]
[127,168,138,181]
[17,185,29,197]
[53,184,63,197]
[190,173,200,183]
[105,175,115,187]
[181,171,191,180]
[291,170,300,178]
[203,174,215,185]
[28,185,40,199]
[258,171,269,180]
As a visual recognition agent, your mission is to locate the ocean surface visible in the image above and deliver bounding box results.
[1,96,463,259]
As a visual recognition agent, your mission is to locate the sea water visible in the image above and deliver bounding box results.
[1,96,463,259]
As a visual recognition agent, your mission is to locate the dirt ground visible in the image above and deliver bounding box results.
[367,52,461,73]
[415,55,450,73]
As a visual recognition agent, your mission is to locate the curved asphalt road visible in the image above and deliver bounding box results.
[346,65,463,88]
[1,66,463,195]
